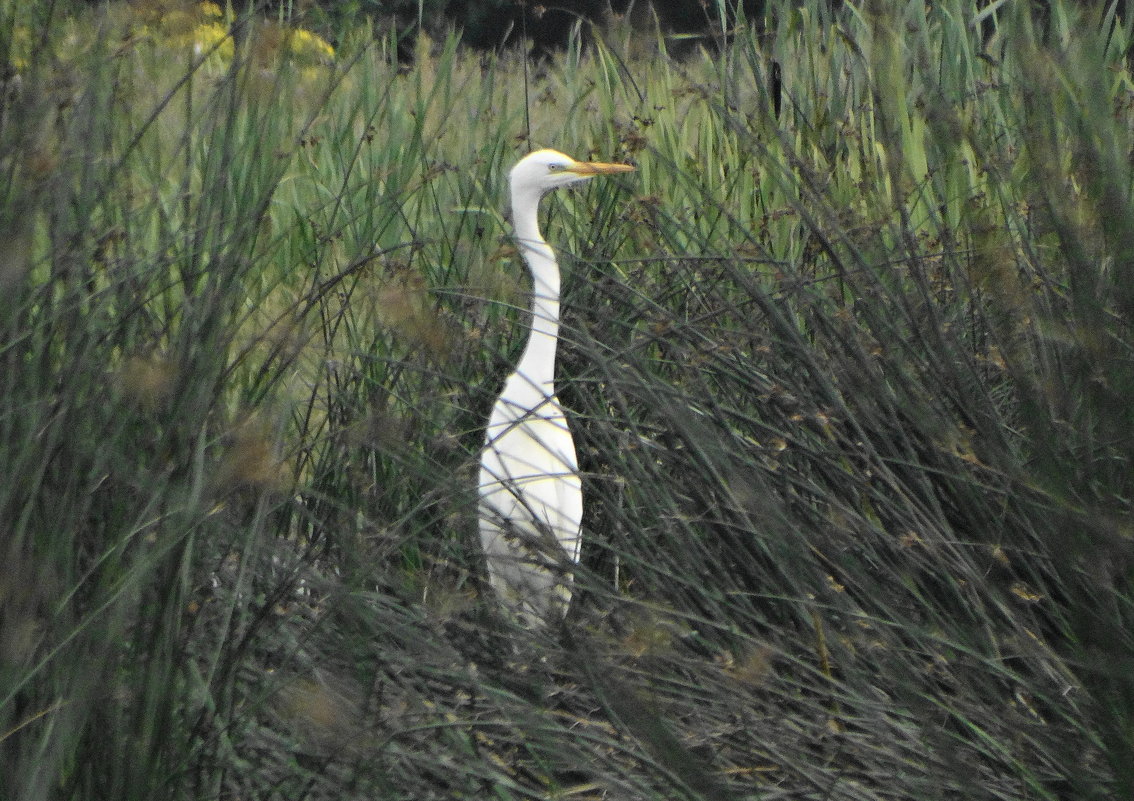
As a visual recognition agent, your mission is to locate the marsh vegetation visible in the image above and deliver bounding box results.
[3,1,1133,798]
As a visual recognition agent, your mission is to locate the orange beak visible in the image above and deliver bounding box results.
[567,160,636,176]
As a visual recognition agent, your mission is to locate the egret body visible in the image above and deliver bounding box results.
[478,149,634,625]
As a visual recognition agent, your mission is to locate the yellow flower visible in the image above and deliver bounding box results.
[286,28,334,65]
[167,20,233,67]
[190,21,233,60]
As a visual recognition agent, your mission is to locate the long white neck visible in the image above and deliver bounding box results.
[510,187,561,399]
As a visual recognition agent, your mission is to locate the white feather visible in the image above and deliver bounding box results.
[478,149,633,625]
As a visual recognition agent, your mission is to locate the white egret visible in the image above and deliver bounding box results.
[478,149,634,626]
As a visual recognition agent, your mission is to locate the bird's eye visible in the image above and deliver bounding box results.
[547,163,565,172]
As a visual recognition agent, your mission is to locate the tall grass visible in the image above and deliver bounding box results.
[2,0,1133,798]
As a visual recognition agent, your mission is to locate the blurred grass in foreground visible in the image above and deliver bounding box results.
[2,0,1133,798]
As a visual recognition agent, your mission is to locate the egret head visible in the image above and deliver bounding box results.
[509,149,635,200]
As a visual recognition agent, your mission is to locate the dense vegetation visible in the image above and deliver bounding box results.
[3,0,1134,798]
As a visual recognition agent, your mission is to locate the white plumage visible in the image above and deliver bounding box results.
[478,149,634,625]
